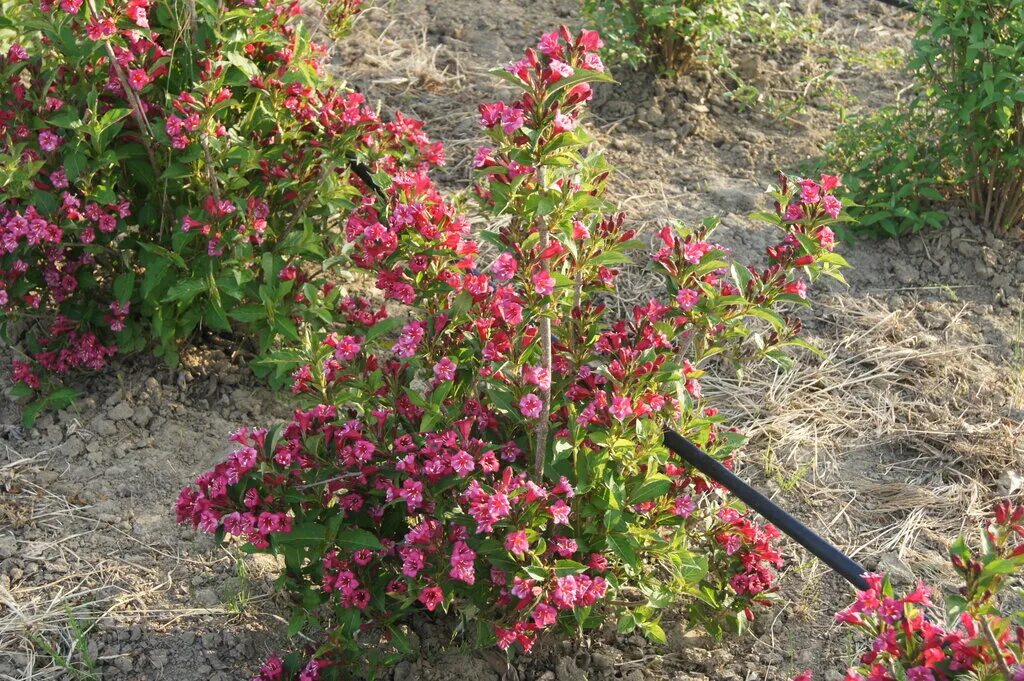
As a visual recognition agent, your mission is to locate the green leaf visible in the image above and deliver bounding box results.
[335,528,384,551]
[163,278,207,304]
[629,475,672,505]
[364,317,404,343]
[113,272,135,302]
[607,534,638,566]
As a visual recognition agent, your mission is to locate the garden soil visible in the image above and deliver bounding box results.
[2,1,1023,680]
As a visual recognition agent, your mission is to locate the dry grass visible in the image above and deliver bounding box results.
[702,293,1023,571]
[0,453,282,680]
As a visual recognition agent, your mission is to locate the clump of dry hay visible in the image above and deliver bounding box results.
[704,293,1022,565]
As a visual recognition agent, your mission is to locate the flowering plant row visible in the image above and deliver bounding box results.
[0,0,454,423]
[178,27,851,680]
[796,502,1024,681]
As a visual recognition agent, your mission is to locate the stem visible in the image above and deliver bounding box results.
[533,167,553,480]
[981,615,1014,679]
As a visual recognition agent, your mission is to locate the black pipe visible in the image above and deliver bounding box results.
[663,429,869,591]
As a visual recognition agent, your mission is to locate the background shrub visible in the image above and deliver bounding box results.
[0,0,437,422]
[827,0,1024,236]
[581,0,743,74]
[178,28,850,680]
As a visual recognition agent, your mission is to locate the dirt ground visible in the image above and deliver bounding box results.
[2,1,1023,680]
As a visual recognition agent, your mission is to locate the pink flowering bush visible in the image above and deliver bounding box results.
[797,502,1024,681]
[177,27,849,680]
[0,0,443,422]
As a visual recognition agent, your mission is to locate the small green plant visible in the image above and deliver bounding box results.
[827,0,1024,236]
[581,0,742,73]
[28,605,99,681]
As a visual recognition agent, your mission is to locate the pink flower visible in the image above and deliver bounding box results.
[60,0,83,12]
[523,364,550,390]
[817,226,836,250]
[784,278,807,299]
[501,107,524,135]
[451,450,475,477]
[549,59,573,80]
[505,530,529,555]
[683,241,709,264]
[783,203,804,222]
[433,357,457,381]
[126,0,150,27]
[6,44,28,62]
[609,395,632,421]
[549,499,571,524]
[532,270,555,295]
[493,252,518,281]
[532,603,558,627]
[519,393,543,419]
[418,585,443,611]
[676,288,699,311]
[820,174,841,191]
[127,68,150,90]
[579,30,604,51]
[553,113,576,134]
[792,672,813,681]
[799,179,820,204]
[822,195,842,219]
[673,495,695,517]
[38,130,61,152]
[473,146,493,168]
[537,31,562,56]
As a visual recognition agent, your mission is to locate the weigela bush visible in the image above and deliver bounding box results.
[828,0,1024,236]
[797,502,1024,681]
[0,0,444,422]
[177,28,850,680]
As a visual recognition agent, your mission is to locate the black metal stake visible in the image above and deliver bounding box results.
[663,429,869,591]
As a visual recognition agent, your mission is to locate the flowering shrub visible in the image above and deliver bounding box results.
[177,27,849,680]
[581,0,742,73]
[0,0,446,422]
[798,502,1024,681]
[828,0,1024,236]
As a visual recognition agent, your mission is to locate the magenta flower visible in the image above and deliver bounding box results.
[38,130,61,152]
[433,356,457,381]
[676,287,699,311]
[783,203,804,222]
[549,59,573,80]
[532,269,555,295]
[822,195,842,219]
[799,179,820,204]
[6,44,28,62]
[673,495,695,518]
[493,252,518,281]
[609,395,632,421]
[784,278,807,299]
[519,393,543,418]
[128,68,151,90]
[501,107,524,134]
[820,174,841,191]
[505,530,529,555]
[451,450,475,477]
[532,602,558,628]
[418,585,444,612]
[549,499,571,524]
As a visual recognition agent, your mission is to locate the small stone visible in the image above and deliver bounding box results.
[687,103,710,114]
[150,650,169,668]
[91,418,118,436]
[0,535,16,560]
[132,405,153,427]
[108,401,134,421]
